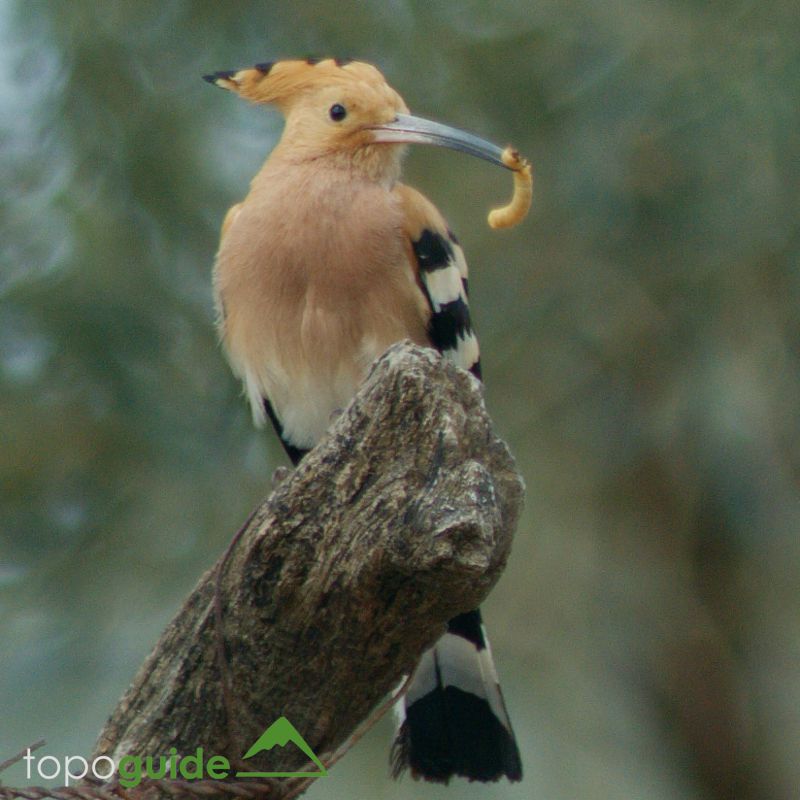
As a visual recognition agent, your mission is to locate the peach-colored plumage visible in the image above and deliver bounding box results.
[214,156,431,445]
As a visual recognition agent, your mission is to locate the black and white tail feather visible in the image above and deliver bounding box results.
[391,609,522,783]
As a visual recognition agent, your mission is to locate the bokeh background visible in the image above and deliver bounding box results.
[2,2,799,798]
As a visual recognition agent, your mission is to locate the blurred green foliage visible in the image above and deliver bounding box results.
[1,2,799,799]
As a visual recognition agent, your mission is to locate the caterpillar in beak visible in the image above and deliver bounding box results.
[488,146,533,229]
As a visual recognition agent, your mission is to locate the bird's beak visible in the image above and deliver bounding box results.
[370,113,510,170]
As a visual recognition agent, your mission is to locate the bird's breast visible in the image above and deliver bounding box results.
[214,167,430,448]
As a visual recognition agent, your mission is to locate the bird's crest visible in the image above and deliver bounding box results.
[204,57,391,111]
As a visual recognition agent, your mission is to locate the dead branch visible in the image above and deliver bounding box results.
[90,342,524,793]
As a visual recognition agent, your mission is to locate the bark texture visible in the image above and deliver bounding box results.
[93,342,524,780]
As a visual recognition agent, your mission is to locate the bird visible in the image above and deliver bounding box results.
[205,57,524,784]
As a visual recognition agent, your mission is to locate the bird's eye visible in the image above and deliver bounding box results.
[329,103,347,122]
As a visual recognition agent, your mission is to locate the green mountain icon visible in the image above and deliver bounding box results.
[236,717,328,778]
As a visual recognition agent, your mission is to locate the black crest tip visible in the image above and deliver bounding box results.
[203,70,236,86]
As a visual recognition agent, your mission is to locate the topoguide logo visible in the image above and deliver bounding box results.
[24,717,327,788]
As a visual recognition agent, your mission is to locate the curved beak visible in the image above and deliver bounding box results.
[370,113,510,170]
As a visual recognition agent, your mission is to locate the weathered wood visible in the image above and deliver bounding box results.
[93,342,523,785]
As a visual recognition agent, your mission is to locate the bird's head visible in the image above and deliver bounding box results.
[204,58,511,184]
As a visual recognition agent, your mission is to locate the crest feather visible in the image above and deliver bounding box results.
[203,58,387,110]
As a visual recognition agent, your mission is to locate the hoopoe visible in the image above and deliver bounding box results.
[205,57,526,784]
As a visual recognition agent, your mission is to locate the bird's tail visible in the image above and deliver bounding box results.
[391,608,522,783]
